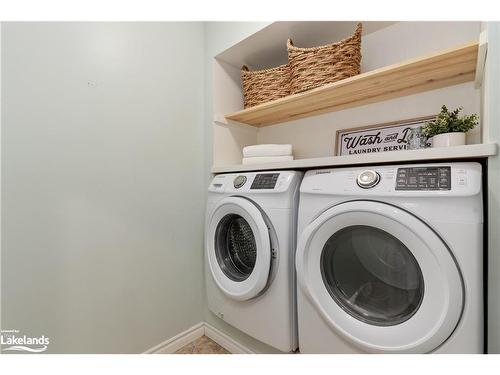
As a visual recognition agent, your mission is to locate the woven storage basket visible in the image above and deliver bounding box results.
[287,23,362,94]
[241,64,290,108]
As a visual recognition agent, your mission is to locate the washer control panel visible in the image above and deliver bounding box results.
[395,166,451,190]
[209,171,300,194]
[250,173,280,189]
[356,170,381,189]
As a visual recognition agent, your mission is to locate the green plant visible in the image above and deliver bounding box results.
[422,105,479,138]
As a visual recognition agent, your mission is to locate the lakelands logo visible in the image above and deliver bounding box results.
[1,329,50,353]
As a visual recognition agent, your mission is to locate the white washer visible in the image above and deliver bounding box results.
[206,171,302,352]
[296,162,483,353]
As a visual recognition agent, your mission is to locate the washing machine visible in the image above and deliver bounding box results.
[205,170,302,352]
[296,162,483,353]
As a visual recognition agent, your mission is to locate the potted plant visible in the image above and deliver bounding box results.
[422,105,479,148]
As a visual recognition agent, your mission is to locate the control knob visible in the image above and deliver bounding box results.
[357,170,380,189]
[233,175,247,188]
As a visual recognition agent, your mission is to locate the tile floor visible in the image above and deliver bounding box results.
[175,335,230,354]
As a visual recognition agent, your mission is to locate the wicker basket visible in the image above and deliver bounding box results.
[241,64,290,108]
[287,23,362,94]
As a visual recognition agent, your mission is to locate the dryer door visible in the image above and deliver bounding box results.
[296,200,463,353]
[207,196,271,301]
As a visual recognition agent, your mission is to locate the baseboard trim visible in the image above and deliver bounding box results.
[144,322,205,354]
[144,322,254,354]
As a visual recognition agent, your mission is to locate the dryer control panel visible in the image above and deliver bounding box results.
[300,162,481,197]
[395,166,451,190]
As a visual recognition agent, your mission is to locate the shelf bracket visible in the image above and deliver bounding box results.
[214,114,259,132]
[214,114,229,126]
[475,30,488,89]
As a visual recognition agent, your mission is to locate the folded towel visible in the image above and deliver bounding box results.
[243,144,293,158]
[242,156,294,165]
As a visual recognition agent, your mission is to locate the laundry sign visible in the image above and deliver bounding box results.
[335,116,435,156]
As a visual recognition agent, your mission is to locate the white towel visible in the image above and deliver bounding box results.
[242,156,294,165]
[243,144,293,158]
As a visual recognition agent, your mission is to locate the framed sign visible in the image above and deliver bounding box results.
[335,115,435,156]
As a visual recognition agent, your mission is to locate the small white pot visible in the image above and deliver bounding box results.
[431,132,466,148]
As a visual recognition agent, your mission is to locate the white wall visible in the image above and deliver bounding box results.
[485,22,500,354]
[1,22,206,353]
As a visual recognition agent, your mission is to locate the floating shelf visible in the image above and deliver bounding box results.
[211,143,497,174]
[225,41,479,127]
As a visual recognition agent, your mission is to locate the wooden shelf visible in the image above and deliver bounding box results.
[211,143,497,173]
[225,41,479,127]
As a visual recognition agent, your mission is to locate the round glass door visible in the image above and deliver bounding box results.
[321,225,424,326]
[206,196,271,301]
[215,214,257,282]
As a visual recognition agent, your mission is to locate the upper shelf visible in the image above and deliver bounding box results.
[225,41,479,127]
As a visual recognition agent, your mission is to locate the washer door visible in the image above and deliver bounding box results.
[296,200,463,353]
[207,196,271,301]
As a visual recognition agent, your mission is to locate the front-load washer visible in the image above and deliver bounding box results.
[296,162,483,353]
[206,171,302,352]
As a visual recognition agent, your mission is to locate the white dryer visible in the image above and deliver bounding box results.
[296,162,483,353]
[206,171,302,352]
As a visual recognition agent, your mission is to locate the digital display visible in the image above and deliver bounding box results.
[250,173,280,189]
[395,167,451,190]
